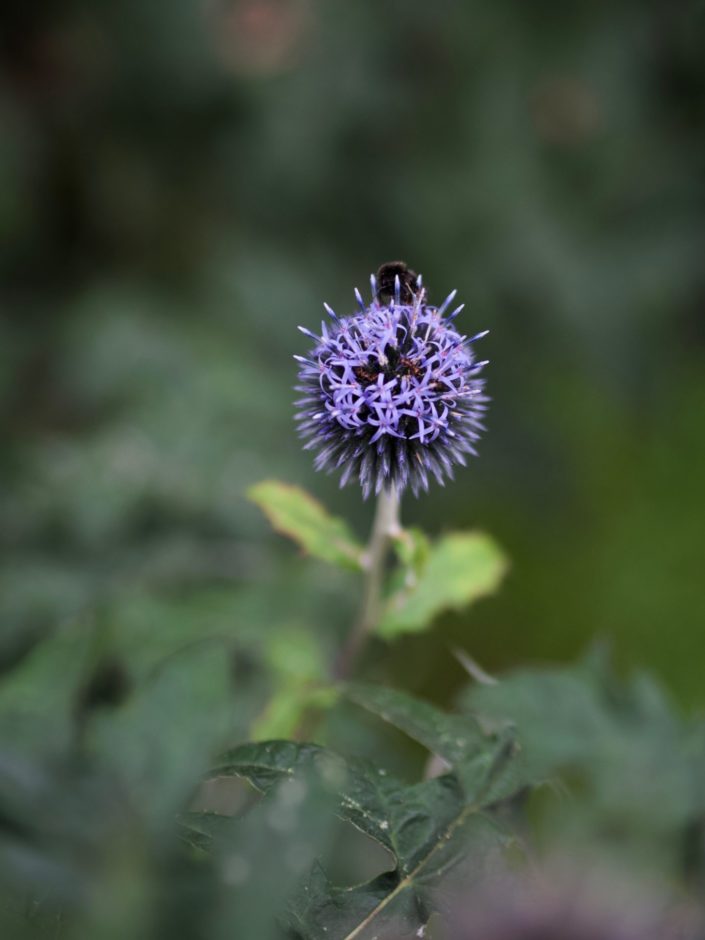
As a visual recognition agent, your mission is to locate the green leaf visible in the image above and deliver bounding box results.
[211,739,505,861]
[250,684,338,741]
[210,740,514,940]
[463,655,699,832]
[384,527,431,601]
[391,526,430,572]
[345,683,523,804]
[287,864,402,940]
[250,627,338,739]
[377,532,508,638]
[211,741,397,857]
[266,627,328,682]
[177,811,226,852]
[247,480,364,570]
[210,740,326,793]
[203,747,341,940]
[346,683,486,773]
[287,813,508,940]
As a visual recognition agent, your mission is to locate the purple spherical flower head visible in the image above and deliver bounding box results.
[294,262,489,498]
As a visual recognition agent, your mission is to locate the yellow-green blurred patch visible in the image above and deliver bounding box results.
[378,532,508,638]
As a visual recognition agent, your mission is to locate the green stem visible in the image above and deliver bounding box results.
[334,485,400,680]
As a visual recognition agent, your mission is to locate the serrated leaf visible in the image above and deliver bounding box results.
[210,740,514,940]
[248,480,364,570]
[345,683,523,803]
[177,811,226,852]
[287,864,404,940]
[210,740,327,793]
[336,764,467,872]
[203,750,340,940]
[346,683,486,772]
[377,532,508,638]
[463,656,699,831]
[211,741,400,857]
[287,813,509,940]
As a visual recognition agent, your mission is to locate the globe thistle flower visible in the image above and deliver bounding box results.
[294,262,489,498]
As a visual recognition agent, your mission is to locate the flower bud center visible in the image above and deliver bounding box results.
[353,349,423,387]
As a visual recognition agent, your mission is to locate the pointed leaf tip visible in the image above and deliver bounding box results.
[247,480,365,570]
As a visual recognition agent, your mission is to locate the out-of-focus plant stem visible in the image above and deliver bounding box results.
[334,485,400,680]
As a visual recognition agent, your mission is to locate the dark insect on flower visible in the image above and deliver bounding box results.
[375,260,419,305]
[294,262,489,498]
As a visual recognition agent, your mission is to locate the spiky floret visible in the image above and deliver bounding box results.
[294,266,489,498]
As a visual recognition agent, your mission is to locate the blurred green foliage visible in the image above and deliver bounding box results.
[2,622,705,937]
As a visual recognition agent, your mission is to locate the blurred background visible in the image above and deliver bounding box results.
[2,0,705,711]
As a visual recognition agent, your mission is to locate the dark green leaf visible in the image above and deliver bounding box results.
[345,683,485,769]
[287,814,509,940]
[211,741,397,856]
[210,740,329,794]
[212,740,516,940]
[345,683,523,802]
[464,657,699,831]
[204,757,341,940]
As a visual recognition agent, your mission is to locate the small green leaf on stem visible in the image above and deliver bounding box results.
[251,684,338,741]
[391,526,430,571]
[378,531,508,638]
[247,480,364,570]
[251,628,337,740]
